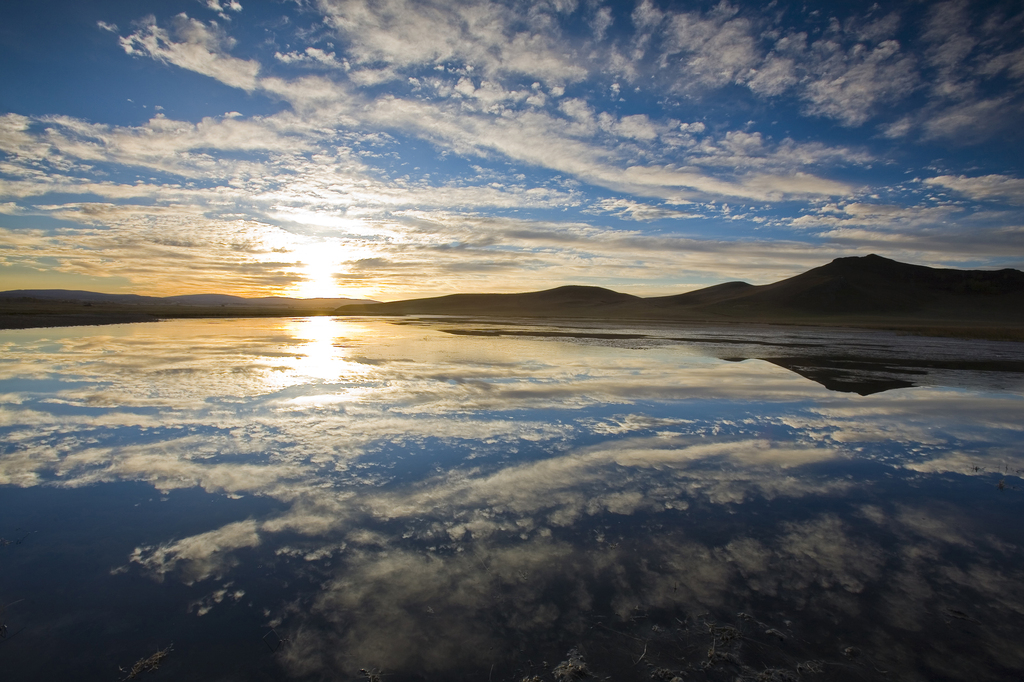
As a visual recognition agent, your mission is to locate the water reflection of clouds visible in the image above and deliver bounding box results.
[2,318,1020,513]
[3,319,1024,679]
[276,505,1024,678]
[2,321,829,419]
[114,432,851,585]
[785,390,1024,475]
[127,519,262,585]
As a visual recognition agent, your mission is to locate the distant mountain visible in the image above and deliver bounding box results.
[0,289,381,330]
[334,285,640,317]
[643,254,1024,319]
[334,255,1024,333]
[742,254,1018,311]
[0,290,376,307]
[0,289,161,304]
[5,257,1023,337]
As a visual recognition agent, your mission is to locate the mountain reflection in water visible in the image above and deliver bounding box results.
[1,317,1023,681]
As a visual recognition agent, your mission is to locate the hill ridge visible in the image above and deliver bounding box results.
[4,256,1023,338]
[333,254,1024,331]
[0,290,376,306]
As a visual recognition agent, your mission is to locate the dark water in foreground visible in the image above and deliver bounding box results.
[1,317,1023,681]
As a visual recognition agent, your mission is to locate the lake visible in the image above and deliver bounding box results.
[1,317,1023,681]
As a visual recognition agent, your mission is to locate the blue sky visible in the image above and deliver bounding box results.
[2,0,1024,299]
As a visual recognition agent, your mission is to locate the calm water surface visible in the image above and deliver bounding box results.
[1,317,1023,681]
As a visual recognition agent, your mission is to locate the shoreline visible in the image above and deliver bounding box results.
[3,306,1024,343]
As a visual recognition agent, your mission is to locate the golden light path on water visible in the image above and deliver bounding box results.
[0,317,1023,680]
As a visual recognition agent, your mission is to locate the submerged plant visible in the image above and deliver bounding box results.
[118,644,173,680]
[553,648,590,681]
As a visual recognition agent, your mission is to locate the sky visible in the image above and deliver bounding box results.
[1,0,1024,300]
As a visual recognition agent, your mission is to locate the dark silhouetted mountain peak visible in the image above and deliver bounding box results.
[334,255,1024,327]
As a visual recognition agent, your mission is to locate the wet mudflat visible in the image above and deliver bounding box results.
[1,317,1023,681]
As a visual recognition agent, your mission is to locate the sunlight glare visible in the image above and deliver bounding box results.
[276,318,378,406]
[290,243,344,299]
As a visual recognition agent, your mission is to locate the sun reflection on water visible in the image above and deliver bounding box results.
[276,316,382,395]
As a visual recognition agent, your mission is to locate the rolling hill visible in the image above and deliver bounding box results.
[0,290,377,330]
[4,255,1023,338]
[0,290,375,308]
[333,255,1024,337]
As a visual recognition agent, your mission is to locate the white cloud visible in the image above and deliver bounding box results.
[205,0,242,13]
[925,174,1024,204]
[77,7,875,213]
[898,0,1024,141]
[786,198,1024,262]
[788,201,977,253]
[978,46,1024,81]
[316,0,588,85]
[687,131,873,170]
[590,5,613,41]
[660,3,761,90]
[800,38,918,127]
[920,97,1016,140]
[630,4,920,128]
[0,218,310,296]
[275,47,348,70]
[880,115,914,139]
[609,113,659,141]
[0,113,52,161]
[120,14,260,91]
[585,198,697,221]
[203,0,243,21]
[791,202,958,228]
[620,165,852,202]
[631,0,664,33]
[746,53,798,96]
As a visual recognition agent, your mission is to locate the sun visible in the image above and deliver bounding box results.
[279,235,380,300]
[290,244,346,299]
